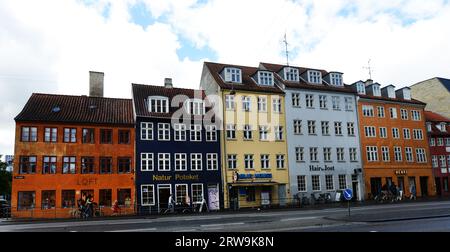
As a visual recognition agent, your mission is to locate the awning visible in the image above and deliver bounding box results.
[228,182,281,187]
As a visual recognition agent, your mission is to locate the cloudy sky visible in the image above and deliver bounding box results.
[1,0,450,155]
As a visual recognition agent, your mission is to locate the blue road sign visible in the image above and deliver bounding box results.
[343,188,353,200]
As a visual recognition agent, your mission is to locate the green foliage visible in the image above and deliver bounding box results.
[0,155,12,197]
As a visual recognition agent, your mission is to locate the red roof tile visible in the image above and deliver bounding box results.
[425,110,450,122]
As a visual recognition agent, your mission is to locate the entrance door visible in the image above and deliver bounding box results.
[352,181,359,202]
[397,177,405,199]
[207,184,220,211]
[158,185,171,212]
[420,177,429,197]
[370,177,382,198]
[278,185,286,206]
[435,177,442,197]
[229,187,239,210]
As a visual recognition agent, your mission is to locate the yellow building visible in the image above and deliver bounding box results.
[200,62,290,209]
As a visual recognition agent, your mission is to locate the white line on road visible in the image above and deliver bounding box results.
[107,228,157,232]
[200,222,245,228]
[281,216,319,222]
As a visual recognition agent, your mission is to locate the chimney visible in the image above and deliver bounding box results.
[164,78,173,88]
[89,71,104,97]
[364,79,373,86]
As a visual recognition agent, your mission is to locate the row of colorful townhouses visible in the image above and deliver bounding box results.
[11,62,450,218]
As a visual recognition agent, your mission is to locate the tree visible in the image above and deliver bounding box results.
[0,155,12,199]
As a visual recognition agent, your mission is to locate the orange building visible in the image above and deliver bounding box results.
[352,80,434,199]
[12,73,135,219]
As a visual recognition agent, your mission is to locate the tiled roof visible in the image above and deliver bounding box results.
[425,110,450,123]
[204,62,284,94]
[358,94,426,105]
[15,93,134,125]
[132,83,207,118]
[260,62,356,94]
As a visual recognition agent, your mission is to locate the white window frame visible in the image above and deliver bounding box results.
[158,123,170,141]
[261,154,270,169]
[205,125,217,142]
[175,153,187,171]
[190,153,202,171]
[276,154,285,169]
[259,126,269,141]
[174,124,186,141]
[284,67,299,82]
[349,148,358,162]
[258,71,274,86]
[416,148,427,163]
[175,184,188,205]
[306,94,314,108]
[158,153,171,171]
[141,184,155,206]
[392,128,400,139]
[308,120,316,135]
[310,147,318,162]
[141,153,154,171]
[366,146,379,162]
[190,124,202,142]
[243,125,253,140]
[191,184,204,204]
[296,147,304,162]
[294,120,302,135]
[297,175,307,192]
[148,96,169,113]
[242,96,251,111]
[401,109,408,120]
[308,70,322,84]
[332,96,340,110]
[364,126,376,138]
[411,110,421,121]
[323,147,332,162]
[362,105,374,117]
[244,154,254,169]
[403,128,411,139]
[337,148,345,162]
[335,122,343,136]
[377,106,385,118]
[381,146,390,162]
[207,153,218,171]
[311,175,321,191]
[322,121,330,136]
[225,67,242,83]
[405,147,414,162]
[292,93,301,107]
[379,127,387,138]
[225,95,235,110]
[390,107,398,119]
[394,146,402,162]
[258,96,267,112]
[141,122,154,141]
[347,122,355,136]
[338,175,347,190]
[325,175,334,191]
[226,124,236,140]
[228,154,237,169]
[272,98,282,113]
[275,126,283,141]
[344,97,353,111]
[319,95,327,109]
[330,73,343,86]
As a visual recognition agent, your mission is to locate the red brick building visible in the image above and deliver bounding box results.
[425,111,450,197]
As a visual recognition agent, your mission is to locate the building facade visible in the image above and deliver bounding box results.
[353,80,435,199]
[200,62,290,209]
[261,63,364,202]
[132,82,223,214]
[12,77,135,218]
[425,111,450,197]
[410,77,450,119]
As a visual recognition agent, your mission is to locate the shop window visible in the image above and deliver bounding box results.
[99,189,112,207]
[118,189,131,207]
[18,191,35,210]
[41,190,56,209]
[62,190,75,208]
[246,187,256,202]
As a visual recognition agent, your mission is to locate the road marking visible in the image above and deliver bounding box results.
[370,231,378,232]
[107,228,157,232]
[174,229,197,232]
[201,222,244,228]
[281,216,318,222]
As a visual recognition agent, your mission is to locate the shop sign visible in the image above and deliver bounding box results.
[77,178,97,186]
[395,170,407,175]
[237,173,273,180]
[309,165,335,172]
[152,174,200,181]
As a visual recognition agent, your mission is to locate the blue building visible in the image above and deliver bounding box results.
[132,80,223,214]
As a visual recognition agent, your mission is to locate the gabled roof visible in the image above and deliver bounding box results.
[132,84,207,118]
[424,110,450,123]
[436,77,450,92]
[15,93,134,125]
[204,62,284,94]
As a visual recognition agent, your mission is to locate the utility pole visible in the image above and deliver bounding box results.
[363,59,373,80]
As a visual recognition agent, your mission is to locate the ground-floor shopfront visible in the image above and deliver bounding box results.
[434,167,450,197]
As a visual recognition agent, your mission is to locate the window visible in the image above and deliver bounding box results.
[394,147,402,162]
[242,96,251,111]
[440,155,447,167]
[338,175,347,190]
[19,156,36,174]
[319,95,327,109]
[261,155,270,169]
[362,106,374,117]
[244,154,254,169]
[64,128,76,143]
[377,106,385,117]
[244,125,253,140]
[308,71,322,84]
[430,138,436,146]
[44,128,58,142]
[276,155,285,169]
[117,189,131,206]
[42,156,56,174]
[381,147,390,162]
[118,157,131,173]
[292,93,301,107]
[207,153,218,171]
[63,156,76,174]
[364,126,376,137]
[379,127,387,138]
[190,124,202,142]
[100,157,112,174]
[99,189,112,207]
[284,67,299,81]
[246,187,256,202]
[205,125,217,142]
[310,147,318,162]
[174,153,187,171]
[344,97,353,111]
[275,126,283,140]
[81,157,95,174]
[225,95,235,110]
[334,122,343,136]
[411,110,421,121]
[62,190,75,208]
[228,155,237,169]
[331,73,343,86]
[148,96,169,113]
[401,109,408,120]
[306,94,314,108]
[191,184,204,204]
[175,184,188,204]
[82,128,94,144]
[416,148,427,163]
[21,127,38,142]
[432,156,438,168]
[323,147,332,162]
[187,100,205,115]
[258,96,267,112]
[225,67,242,83]
[100,129,112,144]
[158,123,170,141]
[141,185,155,206]
[356,83,366,94]
[158,153,171,171]
[390,108,397,119]
[296,147,304,162]
[437,138,444,146]
[297,176,306,192]
[446,138,450,147]
[373,85,381,96]
[347,122,355,136]
[191,153,202,171]
[312,175,321,191]
[18,191,35,210]
[141,122,153,141]
[337,148,345,162]
[366,146,378,162]
[119,130,130,144]
[308,120,316,135]
[405,147,414,162]
[349,148,358,162]
[259,126,269,140]
[294,120,302,135]
[174,124,186,141]
[400,128,411,139]
[321,121,330,135]
[392,128,400,139]
[273,98,282,113]
[325,175,334,191]
[439,123,447,132]
[226,124,236,139]
[141,153,154,171]
[413,129,423,140]
[332,96,340,110]
[258,71,274,86]
[448,155,450,167]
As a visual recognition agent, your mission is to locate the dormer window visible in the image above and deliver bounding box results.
[356,83,366,94]
[330,73,343,86]
[148,96,169,113]
[426,122,432,132]
[373,85,381,96]
[307,70,322,84]
[284,67,299,82]
[440,122,447,132]
[258,71,274,86]
[403,89,411,100]
[185,99,205,116]
[224,67,242,83]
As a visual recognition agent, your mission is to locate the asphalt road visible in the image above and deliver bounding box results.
[1,200,450,232]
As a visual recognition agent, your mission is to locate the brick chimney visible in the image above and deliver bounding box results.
[164,78,173,88]
[89,71,104,97]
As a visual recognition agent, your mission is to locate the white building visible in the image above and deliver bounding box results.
[260,63,364,202]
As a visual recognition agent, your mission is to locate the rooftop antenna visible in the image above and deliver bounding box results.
[283,33,290,66]
[363,59,373,80]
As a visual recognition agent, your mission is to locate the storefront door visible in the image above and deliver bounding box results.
[157,184,171,211]
[278,185,286,206]
[420,177,429,197]
[435,177,442,196]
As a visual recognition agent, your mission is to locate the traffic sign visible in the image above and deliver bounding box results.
[343,188,353,201]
